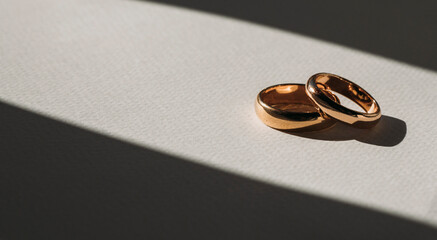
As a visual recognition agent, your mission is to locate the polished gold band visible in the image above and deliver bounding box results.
[306,73,381,128]
[255,84,338,131]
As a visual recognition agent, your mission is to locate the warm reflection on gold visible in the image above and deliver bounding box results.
[255,84,336,132]
[306,73,381,128]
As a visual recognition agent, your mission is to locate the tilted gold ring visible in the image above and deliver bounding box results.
[255,84,338,131]
[306,73,381,128]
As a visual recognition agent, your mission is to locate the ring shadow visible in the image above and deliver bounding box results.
[286,115,407,147]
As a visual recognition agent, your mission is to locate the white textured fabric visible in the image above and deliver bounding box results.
[1,0,437,225]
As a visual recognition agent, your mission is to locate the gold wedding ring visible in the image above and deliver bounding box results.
[255,73,381,132]
[306,73,381,128]
[255,84,338,131]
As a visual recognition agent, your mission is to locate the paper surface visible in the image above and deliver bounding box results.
[1,0,437,226]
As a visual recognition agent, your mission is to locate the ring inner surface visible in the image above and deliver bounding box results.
[314,75,379,114]
[260,84,317,113]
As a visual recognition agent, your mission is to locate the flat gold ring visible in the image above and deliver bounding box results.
[306,73,381,128]
[255,84,337,131]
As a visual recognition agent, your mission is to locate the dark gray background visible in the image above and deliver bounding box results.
[1,0,437,239]
[148,0,437,71]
